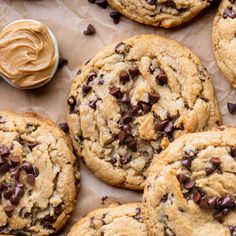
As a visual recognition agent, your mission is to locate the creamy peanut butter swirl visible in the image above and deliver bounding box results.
[0,20,58,89]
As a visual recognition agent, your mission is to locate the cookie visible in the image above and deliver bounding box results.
[67,34,221,190]
[107,0,212,28]
[0,111,79,235]
[212,0,236,87]
[68,203,147,236]
[143,127,236,236]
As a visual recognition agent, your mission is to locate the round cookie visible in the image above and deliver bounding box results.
[68,203,147,236]
[0,111,80,235]
[212,0,236,87]
[143,127,236,236]
[107,0,212,28]
[67,34,221,190]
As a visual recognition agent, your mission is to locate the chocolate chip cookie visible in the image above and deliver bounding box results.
[0,111,79,235]
[107,0,213,28]
[143,127,236,236]
[68,203,147,236]
[212,0,236,88]
[67,34,221,190]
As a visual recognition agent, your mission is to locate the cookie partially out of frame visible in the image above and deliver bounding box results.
[68,203,147,236]
[67,34,221,190]
[0,111,80,235]
[212,0,236,87]
[107,0,213,28]
[143,127,236,236]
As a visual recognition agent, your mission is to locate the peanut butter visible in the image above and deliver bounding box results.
[0,20,58,89]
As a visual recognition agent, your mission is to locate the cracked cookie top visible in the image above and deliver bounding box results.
[67,35,221,190]
[107,0,213,28]
[143,127,236,236]
[212,0,236,88]
[68,203,147,236]
[0,111,79,235]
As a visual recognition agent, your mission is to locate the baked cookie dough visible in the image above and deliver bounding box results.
[0,111,79,235]
[143,127,236,236]
[67,34,221,190]
[67,203,147,236]
[107,0,213,28]
[212,0,236,88]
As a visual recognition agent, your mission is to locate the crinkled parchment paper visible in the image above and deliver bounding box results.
[0,0,236,235]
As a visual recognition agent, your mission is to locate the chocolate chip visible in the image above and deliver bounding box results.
[129,67,140,79]
[77,68,81,75]
[98,75,105,85]
[119,70,130,84]
[59,122,69,133]
[0,145,10,157]
[213,211,224,222]
[28,142,37,151]
[110,11,121,24]
[0,182,6,192]
[87,72,97,84]
[57,57,68,71]
[229,226,236,236]
[156,73,167,86]
[4,190,14,200]
[145,0,156,5]
[205,167,215,176]
[120,92,130,104]
[27,174,35,186]
[122,124,132,135]
[208,197,217,208]
[89,99,99,110]
[22,162,33,173]
[230,146,236,158]
[193,192,201,203]
[88,0,96,3]
[95,0,108,8]
[3,205,14,217]
[181,157,192,168]
[0,157,5,166]
[155,120,169,132]
[210,157,221,166]
[162,0,176,8]
[32,167,39,177]
[110,157,117,165]
[10,168,20,180]
[54,204,64,216]
[127,140,137,151]
[199,196,209,208]
[149,92,160,104]
[68,96,76,112]
[133,207,142,221]
[0,162,10,174]
[122,112,132,124]
[184,180,195,189]
[109,86,121,98]
[84,24,96,35]
[138,101,151,114]
[130,105,140,116]
[101,196,108,204]
[9,155,20,166]
[120,155,132,165]
[118,130,126,143]
[82,85,92,95]
[220,196,235,208]
[114,42,130,55]
[223,8,236,19]
[176,174,190,184]
[164,121,174,134]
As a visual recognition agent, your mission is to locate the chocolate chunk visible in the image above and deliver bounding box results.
[145,0,156,5]
[162,0,176,8]
[22,162,33,173]
[118,130,126,143]
[155,120,169,132]
[127,140,137,151]
[0,145,10,157]
[223,8,236,19]
[176,174,190,184]
[119,70,130,84]
[109,86,121,98]
[193,192,201,203]
[82,85,92,95]
[59,122,69,133]
[120,92,130,104]
[89,99,99,110]
[164,121,174,134]
[110,11,121,24]
[27,174,35,186]
[149,92,160,104]
[0,162,10,174]
[57,57,68,71]
[129,67,140,79]
[114,42,130,55]
[122,112,132,124]
[156,73,168,86]
[95,0,108,8]
[210,157,221,166]
[199,196,209,208]
[120,155,132,165]
[3,206,14,217]
[184,180,195,189]
[84,24,96,35]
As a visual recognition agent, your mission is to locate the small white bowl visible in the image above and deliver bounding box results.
[0,19,59,89]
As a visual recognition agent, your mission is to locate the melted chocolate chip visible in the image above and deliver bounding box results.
[223,7,236,19]
[110,11,121,24]
[84,24,96,35]
[59,122,69,133]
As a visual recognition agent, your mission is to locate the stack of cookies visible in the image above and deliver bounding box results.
[0,0,236,235]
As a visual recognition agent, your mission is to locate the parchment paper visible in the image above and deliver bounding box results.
[0,0,235,235]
